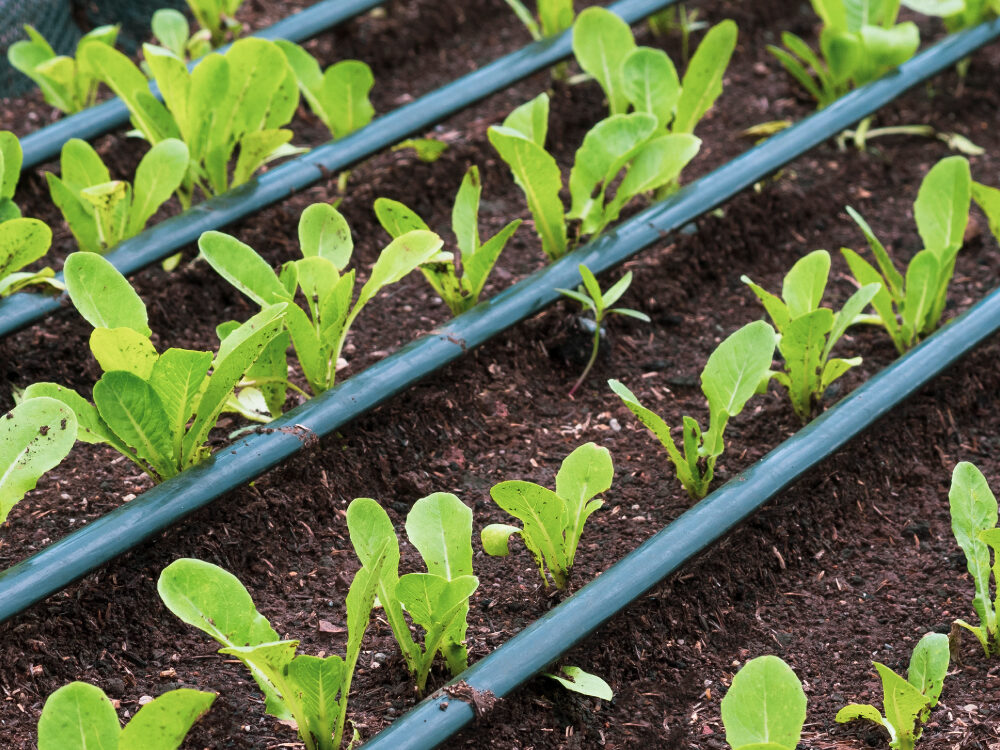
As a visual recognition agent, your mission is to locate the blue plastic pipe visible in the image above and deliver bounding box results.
[17,0,387,170]
[0,0,682,339]
[0,18,997,633]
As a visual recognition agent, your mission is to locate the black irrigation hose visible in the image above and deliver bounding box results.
[17,0,387,170]
[0,18,997,630]
[0,0,680,340]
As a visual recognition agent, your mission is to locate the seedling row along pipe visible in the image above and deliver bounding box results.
[17,0,388,170]
[0,18,995,627]
[0,0,682,339]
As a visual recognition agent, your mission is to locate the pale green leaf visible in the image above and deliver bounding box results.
[64,252,150,336]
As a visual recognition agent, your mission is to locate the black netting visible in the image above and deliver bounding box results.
[0,0,80,98]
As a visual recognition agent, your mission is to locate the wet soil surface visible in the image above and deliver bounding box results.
[2,0,1000,748]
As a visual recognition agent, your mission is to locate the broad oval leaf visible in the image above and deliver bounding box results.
[949,462,997,631]
[623,46,680,130]
[373,198,429,240]
[89,327,158,378]
[546,665,613,700]
[914,155,971,255]
[128,138,189,237]
[199,231,288,306]
[355,229,444,310]
[721,655,806,750]
[782,249,830,318]
[93,370,175,479]
[701,320,777,418]
[0,217,52,280]
[118,688,216,750]
[299,202,352,269]
[64,252,151,336]
[37,681,119,750]
[405,492,474,579]
[572,7,636,115]
[907,632,949,707]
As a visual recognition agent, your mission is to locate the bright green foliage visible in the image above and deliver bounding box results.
[186,0,243,47]
[489,93,701,260]
[7,24,118,114]
[721,655,807,750]
[941,0,1000,32]
[46,137,189,253]
[1,396,77,525]
[22,253,287,482]
[38,681,215,750]
[347,493,478,693]
[375,166,522,315]
[743,249,879,421]
[610,320,776,500]
[842,156,973,353]
[949,461,1000,656]
[391,138,449,162]
[573,7,737,130]
[502,0,575,39]
[0,217,61,297]
[81,38,300,207]
[151,9,212,62]
[0,131,23,222]
[544,666,613,700]
[972,179,1000,243]
[482,442,613,589]
[836,632,950,750]
[159,556,384,750]
[276,41,375,140]
[768,0,956,109]
[200,203,443,406]
[556,264,650,396]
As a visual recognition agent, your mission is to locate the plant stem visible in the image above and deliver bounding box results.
[568,319,602,397]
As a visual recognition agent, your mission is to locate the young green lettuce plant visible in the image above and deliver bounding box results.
[742,249,879,422]
[502,0,575,40]
[200,203,443,410]
[374,165,522,315]
[842,156,973,354]
[7,24,118,114]
[1,397,78,525]
[22,252,287,482]
[610,320,776,500]
[0,217,60,296]
[81,37,300,208]
[38,681,215,750]
[159,555,385,750]
[836,632,950,750]
[720,655,807,750]
[347,493,478,693]
[648,4,707,64]
[556,264,650,396]
[482,442,613,589]
[276,41,375,141]
[46,137,189,254]
[150,9,212,63]
[948,461,1000,656]
[186,0,244,47]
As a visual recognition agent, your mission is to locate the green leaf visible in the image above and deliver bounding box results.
[299,202,353,269]
[452,166,482,259]
[405,492,474,579]
[907,632,949,707]
[0,217,52,280]
[149,348,214,453]
[846,206,903,299]
[46,173,100,253]
[623,47,680,130]
[89,327,158,378]
[972,181,1000,242]
[37,682,119,750]
[502,93,549,146]
[275,40,329,124]
[604,133,701,224]
[488,126,567,260]
[673,20,738,134]
[572,7,637,115]
[119,689,216,750]
[392,138,449,162]
[874,662,931,743]
[949,462,998,640]
[396,573,478,630]
[151,9,190,59]
[481,523,524,556]
[489,480,569,586]
[93,371,175,479]
[231,129,293,187]
[321,60,375,139]
[373,198,429,240]
[914,156,971,255]
[0,397,77,525]
[61,137,112,191]
[353,230,444,312]
[545,666,613,700]
[0,131,22,200]
[539,0,575,36]
[721,655,806,750]
[80,181,129,249]
[556,442,613,567]
[841,246,902,350]
[836,702,886,726]
[702,320,776,418]
[742,276,791,331]
[198,231,288,306]
[900,249,939,341]
[21,383,111,446]
[782,249,830,318]
[283,654,345,746]
[64,252,150,336]
[128,138,188,236]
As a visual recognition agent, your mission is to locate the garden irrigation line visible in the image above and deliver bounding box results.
[17,0,387,170]
[0,0,682,339]
[0,21,995,630]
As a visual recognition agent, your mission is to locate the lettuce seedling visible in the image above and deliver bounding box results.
[150,9,212,63]
[81,38,300,208]
[159,555,384,750]
[743,249,879,421]
[648,4,707,64]
[276,41,375,141]
[0,217,61,296]
[949,461,1000,656]
[7,24,118,114]
[186,0,244,47]
[721,655,806,750]
[374,165,522,315]
[200,203,443,405]
[502,0,575,40]
[38,681,215,750]
[610,320,776,500]
[482,442,613,589]
[46,137,189,254]
[22,253,286,482]
[836,632,949,750]
[489,93,701,260]
[842,156,972,354]
[0,131,23,222]
[347,493,479,693]
[1,396,77,525]
[544,666,613,700]
[556,264,650,396]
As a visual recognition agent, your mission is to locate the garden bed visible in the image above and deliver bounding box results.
[1,0,999,748]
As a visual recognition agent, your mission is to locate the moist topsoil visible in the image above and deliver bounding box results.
[1,0,1000,747]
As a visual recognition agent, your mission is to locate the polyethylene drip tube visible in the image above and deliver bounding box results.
[0,0,681,339]
[18,0,387,170]
[0,18,996,643]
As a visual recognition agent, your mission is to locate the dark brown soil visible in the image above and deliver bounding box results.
[2,0,1000,748]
